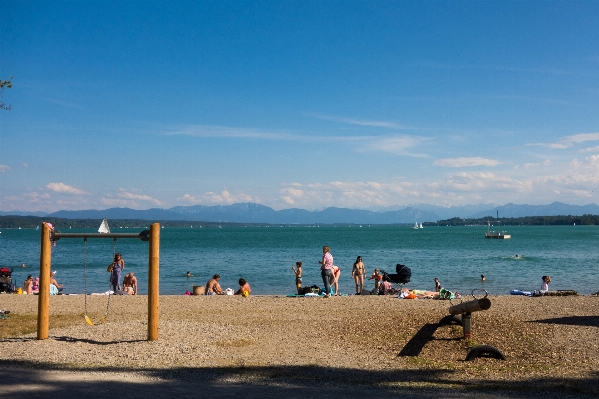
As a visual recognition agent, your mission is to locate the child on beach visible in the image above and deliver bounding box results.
[369,269,382,291]
[434,278,441,292]
[292,262,302,294]
[235,278,251,296]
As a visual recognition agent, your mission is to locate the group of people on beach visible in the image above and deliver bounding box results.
[291,246,402,297]
[204,274,251,296]
[22,271,62,295]
[108,253,137,295]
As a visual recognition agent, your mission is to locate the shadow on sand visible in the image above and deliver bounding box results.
[1,360,597,399]
[532,315,599,328]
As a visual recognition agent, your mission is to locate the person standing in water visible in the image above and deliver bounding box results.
[319,246,333,298]
[109,253,124,292]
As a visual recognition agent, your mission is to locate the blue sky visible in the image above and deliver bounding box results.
[1,1,599,212]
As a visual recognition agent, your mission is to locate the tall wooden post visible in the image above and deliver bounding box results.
[148,222,160,341]
[37,223,51,339]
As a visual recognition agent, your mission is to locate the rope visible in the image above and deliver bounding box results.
[83,237,114,326]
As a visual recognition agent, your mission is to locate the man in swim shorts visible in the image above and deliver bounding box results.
[123,272,137,295]
[292,262,302,294]
[205,274,223,295]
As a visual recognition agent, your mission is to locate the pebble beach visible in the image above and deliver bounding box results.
[1,294,598,398]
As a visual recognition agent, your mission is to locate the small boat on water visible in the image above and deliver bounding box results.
[98,218,110,233]
[419,223,423,229]
[485,220,510,239]
[411,222,420,230]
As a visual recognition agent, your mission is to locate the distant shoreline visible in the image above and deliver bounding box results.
[2,214,599,229]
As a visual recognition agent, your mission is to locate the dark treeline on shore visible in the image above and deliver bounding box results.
[429,214,599,226]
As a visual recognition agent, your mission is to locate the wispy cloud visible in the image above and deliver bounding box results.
[528,132,599,149]
[117,188,164,206]
[166,124,430,156]
[45,182,89,195]
[0,165,11,173]
[310,114,408,129]
[434,157,501,167]
[179,190,254,205]
[359,136,431,157]
[166,125,297,140]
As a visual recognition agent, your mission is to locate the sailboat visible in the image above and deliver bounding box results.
[411,222,420,230]
[98,218,110,233]
[419,223,423,229]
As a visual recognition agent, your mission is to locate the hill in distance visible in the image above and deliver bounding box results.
[40,201,599,224]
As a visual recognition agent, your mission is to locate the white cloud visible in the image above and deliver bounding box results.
[45,182,89,195]
[361,136,430,157]
[0,165,11,173]
[529,132,599,150]
[514,160,551,169]
[580,145,599,153]
[311,114,408,129]
[178,190,254,205]
[434,157,501,167]
[117,189,164,206]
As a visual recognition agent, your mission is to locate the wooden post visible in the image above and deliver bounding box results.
[37,223,51,340]
[148,222,160,341]
[449,298,491,315]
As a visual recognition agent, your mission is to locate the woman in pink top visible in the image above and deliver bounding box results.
[319,246,333,298]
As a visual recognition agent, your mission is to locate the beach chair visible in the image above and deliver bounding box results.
[0,267,13,293]
[380,264,411,292]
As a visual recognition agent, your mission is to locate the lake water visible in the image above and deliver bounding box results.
[1,225,597,295]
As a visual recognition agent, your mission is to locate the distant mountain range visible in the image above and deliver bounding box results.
[2,201,599,224]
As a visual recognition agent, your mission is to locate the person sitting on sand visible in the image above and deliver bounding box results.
[32,277,39,294]
[329,265,341,295]
[292,262,302,294]
[123,272,137,295]
[434,277,441,292]
[235,278,251,296]
[50,271,64,294]
[369,269,382,291]
[24,275,33,294]
[541,275,551,293]
[205,274,224,295]
[378,275,394,295]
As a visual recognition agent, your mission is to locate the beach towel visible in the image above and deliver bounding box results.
[49,284,58,295]
[510,289,532,297]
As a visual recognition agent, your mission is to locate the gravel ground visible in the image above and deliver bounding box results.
[1,294,598,397]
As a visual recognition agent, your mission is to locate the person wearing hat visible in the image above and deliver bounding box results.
[50,270,64,294]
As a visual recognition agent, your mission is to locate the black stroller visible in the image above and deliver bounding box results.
[0,267,13,293]
[379,264,411,294]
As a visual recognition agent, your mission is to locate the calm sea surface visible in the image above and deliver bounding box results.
[1,225,598,295]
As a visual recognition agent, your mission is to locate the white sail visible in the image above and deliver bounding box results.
[419,223,423,229]
[98,218,110,233]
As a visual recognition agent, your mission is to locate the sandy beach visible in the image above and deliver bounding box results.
[1,293,598,398]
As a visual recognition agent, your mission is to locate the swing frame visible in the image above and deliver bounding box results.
[37,222,160,341]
